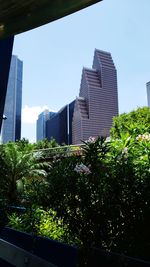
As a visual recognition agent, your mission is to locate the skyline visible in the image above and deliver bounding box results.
[12,0,150,141]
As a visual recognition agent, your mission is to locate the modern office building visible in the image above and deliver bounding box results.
[146,82,150,107]
[46,100,75,145]
[1,55,23,143]
[72,49,119,144]
[36,110,56,141]
[37,49,118,145]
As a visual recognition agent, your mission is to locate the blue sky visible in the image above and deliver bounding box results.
[13,0,150,141]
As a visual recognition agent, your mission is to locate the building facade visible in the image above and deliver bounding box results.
[72,49,118,144]
[1,55,23,143]
[46,100,75,145]
[36,110,56,141]
[146,82,150,107]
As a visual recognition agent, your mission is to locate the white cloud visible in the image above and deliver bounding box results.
[22,105,56,124]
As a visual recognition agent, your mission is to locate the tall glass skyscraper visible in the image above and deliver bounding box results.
[36,110,56,141]
[46,100,75,145]
[1,55,23,143]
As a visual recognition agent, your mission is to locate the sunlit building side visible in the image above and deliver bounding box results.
[36,110,56,141]
[72,49,119,144]
[1,55,23,143]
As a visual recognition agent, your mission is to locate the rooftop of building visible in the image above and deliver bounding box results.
[94,48,111,55]
[146,81,150,86]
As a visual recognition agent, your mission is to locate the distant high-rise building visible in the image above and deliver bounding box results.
[72,49,119,144]
[1,55,23,143]
[36,110,56,141]
[146,82,150,107]
[46,100,75,145]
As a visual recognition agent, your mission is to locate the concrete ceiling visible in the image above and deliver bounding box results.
[0,0,102,39]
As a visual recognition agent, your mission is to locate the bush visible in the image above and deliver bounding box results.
[106,132,150,259]
[46,133,150,260]
[8,206,67,242]
[47,137,111,248]
[1,110,150,262]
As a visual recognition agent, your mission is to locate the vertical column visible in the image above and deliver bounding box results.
[146,82,150,107]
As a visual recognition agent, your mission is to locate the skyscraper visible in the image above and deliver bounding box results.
[1,55,23,143]
[146,82,150,107]
[72,49,118,144]
[46,100,75,145]
[36,110,56,141]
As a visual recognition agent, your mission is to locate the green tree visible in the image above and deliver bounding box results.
[47,137,111,248]
[35,138,58,150]
[46,134,150,261]
[107,132,150,259]
[110,106,150,138]
[16,138,34,151]
[0,142,48,204]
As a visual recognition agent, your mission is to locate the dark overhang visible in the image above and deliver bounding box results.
[0,0,102,39]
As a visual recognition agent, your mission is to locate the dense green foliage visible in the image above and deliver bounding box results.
[0,107,150,262]
[0,142,48,204]
[110,106,150,138]
[45,134,150,260]
[8,207,67,241]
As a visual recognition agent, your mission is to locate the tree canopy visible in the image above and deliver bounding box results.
[110,106,150,138]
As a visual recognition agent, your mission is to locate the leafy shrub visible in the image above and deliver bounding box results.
[0,142,48,205]
[105,132,150,259]
[46,133,150,260]
[34,138,58,150]
[8,207,67,242]
[47,137,111,248]
[1,108,150,262]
